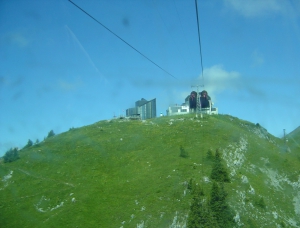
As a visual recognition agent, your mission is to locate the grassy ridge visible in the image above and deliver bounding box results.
[1,114,299,227]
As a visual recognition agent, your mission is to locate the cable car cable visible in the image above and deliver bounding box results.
[68,0,177,79]
[194,0,204,86]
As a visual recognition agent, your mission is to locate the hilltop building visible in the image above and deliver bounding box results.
[126,98,156,120]
[167,92,218,116]
[166,104,190,116]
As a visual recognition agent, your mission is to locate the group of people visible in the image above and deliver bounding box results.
[189,90,211,112]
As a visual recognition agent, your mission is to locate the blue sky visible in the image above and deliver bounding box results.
[1,0,300,155]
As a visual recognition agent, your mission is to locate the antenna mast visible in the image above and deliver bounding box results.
[191,85,203,117]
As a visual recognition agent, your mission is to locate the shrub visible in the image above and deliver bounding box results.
[187,178,194,190]
[188,179,204,196]
[3,148,20,163]
[246,218,259,228]
[179,145,189,158]
[255,197,266,209]
[279,220,286,227]
[206,149,214,160]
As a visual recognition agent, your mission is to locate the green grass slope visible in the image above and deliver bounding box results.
[1,114,299,227]
[287,126,300,155]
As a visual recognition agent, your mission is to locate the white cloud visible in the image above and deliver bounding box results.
[224,0,298,18]
[172,65,240,105]
[200,65,240,100]
[127,65,241,107]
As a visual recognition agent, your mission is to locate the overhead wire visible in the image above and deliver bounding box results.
[194,0,205,86]
[194,0,205,178]
[68,0,177,79]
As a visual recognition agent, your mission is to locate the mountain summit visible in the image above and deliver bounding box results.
[1,114,299,227]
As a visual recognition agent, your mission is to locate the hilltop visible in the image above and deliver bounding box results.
[287,126,300,146]
[1,114,300,227]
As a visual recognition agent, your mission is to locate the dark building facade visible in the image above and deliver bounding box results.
[126,98,156,120]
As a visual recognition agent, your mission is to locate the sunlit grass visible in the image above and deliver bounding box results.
[0,114,299,227]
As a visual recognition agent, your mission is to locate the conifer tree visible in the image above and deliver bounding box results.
[209,182,234,228]
[188,185,219,228]
[3,148,19,163]
[188,149,234,228]
[188,199,219,228]
[210,149,230,183]
[47,130,55,138]
[23,139,33,149]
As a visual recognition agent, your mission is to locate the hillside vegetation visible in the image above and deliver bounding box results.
[287,126,300,155]
[1,114,300,227]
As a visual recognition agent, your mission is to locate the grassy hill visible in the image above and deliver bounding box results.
[1,114,300,227]
[287,126,300,154]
